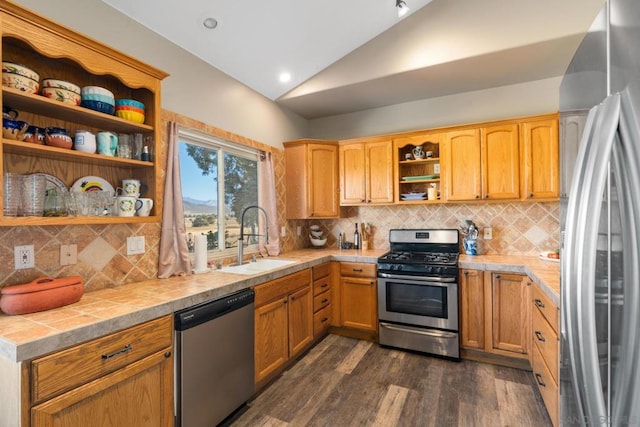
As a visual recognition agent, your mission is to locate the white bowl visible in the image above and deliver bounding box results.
[309,225,321,231]
[81,85,114,98]
[310,230,323,238]
[309,235,327,247]
[2,61,39,82]
[2,72,39,94]
[41,87,81,105]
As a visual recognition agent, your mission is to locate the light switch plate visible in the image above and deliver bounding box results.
[281,226,287,237]
[127,236,145,255]
[60,244,77,266]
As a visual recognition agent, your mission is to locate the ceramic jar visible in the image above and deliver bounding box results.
[73,130,96,153]
[45,127,72,149]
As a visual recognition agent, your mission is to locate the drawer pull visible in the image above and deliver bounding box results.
[102,344,132,360]
[353,268,363,272]
[534,299,545,309]
[321,317,329,323]
[535,331,546,342]
[321,283,328,288]
[321,298,328,304]
[535,373,546,387]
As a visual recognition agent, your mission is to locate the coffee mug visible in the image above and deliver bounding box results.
[136,198,153,216]
[122,179,148,198]
[97,131,118,156]
[74,130,96,153]
[116,196,140,217]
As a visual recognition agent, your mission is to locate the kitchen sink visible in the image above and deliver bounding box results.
[217,259,296,275]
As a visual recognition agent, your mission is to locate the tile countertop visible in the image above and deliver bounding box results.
[0,249,558,363]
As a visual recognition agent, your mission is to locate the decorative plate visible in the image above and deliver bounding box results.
[71,176,115,193]
[34,173,67,195]
[401,175,440,181]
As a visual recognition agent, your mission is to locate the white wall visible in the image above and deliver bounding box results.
[12,0,308,149]
[307,77,563,140]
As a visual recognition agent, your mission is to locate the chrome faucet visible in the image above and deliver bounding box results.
[237,205,269,265]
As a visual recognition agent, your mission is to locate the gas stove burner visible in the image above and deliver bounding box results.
[380,251,458,265]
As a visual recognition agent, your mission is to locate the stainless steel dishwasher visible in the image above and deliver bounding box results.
[174,288,255,427]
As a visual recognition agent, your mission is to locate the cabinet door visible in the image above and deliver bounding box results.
[308,143,340,217]
[481,124,520,200]
[491,273,530,354]
[459,269,485,350]
[255,297,289,383]
[444,129,481,200]
[288,285,313,358]
[521,118,559,200]
[366,140,394,203]
[339,143,366,204]
[31,349,173,427]
[341,276,377,331]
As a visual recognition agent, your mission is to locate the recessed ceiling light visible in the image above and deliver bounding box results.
[203,17,218,30]
[279,72,292,83]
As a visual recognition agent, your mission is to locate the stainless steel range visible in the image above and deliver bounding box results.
[377,229,460,359]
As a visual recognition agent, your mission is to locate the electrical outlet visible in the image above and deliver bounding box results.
[14,245,35,270]
[280,226,287,237]
[60,244,77,266]
[484,227,493,240]
[127,236,145,255]
[296,226,301,236]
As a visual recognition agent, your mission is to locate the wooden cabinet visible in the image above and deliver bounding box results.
[459,269,485,350]
[442,114,558,202]
[521,117,559,200]
[394,133,443,203]
[253,269,313,383]
[30,315,173,426]
[339,139,394,205]
[0,2,167,226]
[490,273,530,355]
[312,262,333,338]
[443,128,481,201]
[459,270,531,361]
[284,140,340,219]
[482,124,520,200]
[339,262,377,332]
[531,284,560,426]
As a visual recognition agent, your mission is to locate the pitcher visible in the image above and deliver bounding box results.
[97,131,118,156]
[412,146,424,159]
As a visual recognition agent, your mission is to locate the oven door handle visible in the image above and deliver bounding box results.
[377,272,456,283]
[379,322,458,339]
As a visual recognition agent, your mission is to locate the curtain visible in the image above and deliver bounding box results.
[259,151,281,256]
[158,122,192,278]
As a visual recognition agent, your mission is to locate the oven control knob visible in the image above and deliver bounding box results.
[395,264,402,271]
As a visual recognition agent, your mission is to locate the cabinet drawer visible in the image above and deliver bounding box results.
[532,344,559,426]
[533,285,559,334]
[312,263,331,280]
[313,276,332,296]
[31,315,173,403]
[313,304,332,336]
[254,269,311,307]
[532,305,559,383]
[313,291,332,312]
[340,262,376,278]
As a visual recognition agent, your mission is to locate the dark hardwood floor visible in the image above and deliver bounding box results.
[232,334,551,426]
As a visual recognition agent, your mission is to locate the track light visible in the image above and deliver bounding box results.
[396,0,409,17]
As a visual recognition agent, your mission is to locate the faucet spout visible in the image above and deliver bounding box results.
[237,205,269,265]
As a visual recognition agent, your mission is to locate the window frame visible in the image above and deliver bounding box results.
[178,127,261,259]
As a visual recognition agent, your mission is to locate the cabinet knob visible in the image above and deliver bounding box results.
[475,195,480,199]
[360,199,366,203]
[495,274,500,279]
[529,193,534,198]
[310,212,315,217]
[464,271,468,276]
[484,195,489,199]
[367,199,371,203]
[164,351,172,358]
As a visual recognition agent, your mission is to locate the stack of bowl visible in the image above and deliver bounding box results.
[2,61,40,94]
[41,79,81,106]
[309,225,327,248]
[115,99,145,124]
[80,86,115,115]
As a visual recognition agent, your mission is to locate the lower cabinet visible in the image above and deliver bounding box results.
[340,262,377,332]
[531,284,560,426]
[29,315,174,427]
[459,269,530,360]
[254,269,313,384]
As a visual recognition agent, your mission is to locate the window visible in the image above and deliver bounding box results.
[178,128,260,257]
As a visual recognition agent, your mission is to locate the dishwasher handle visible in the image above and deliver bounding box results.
[175,288,255,331]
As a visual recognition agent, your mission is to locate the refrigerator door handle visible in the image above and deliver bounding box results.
[563,92,621,424]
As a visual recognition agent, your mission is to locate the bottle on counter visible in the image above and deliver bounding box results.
[338,232,343,249]
[354,223,361,250]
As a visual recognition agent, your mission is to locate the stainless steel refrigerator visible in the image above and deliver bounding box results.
[560,0,640,425]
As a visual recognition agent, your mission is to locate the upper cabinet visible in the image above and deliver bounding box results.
[0,2,168,226]
[520,117,559,200]
[394,133,443,203]
[443,114,559,202]
[339,139,393,205]
[284,139,340,219]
